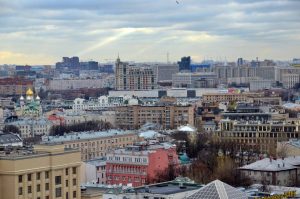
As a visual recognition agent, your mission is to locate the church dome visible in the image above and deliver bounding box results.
[20,96,24,100]
[26,88,34,96]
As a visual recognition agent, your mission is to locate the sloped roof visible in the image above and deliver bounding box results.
[187,180,247,199]
[240,157,300,171]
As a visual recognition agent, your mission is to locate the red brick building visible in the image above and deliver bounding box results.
[106,143,179,187]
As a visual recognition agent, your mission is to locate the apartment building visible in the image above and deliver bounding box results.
[202,93,250,103]
[42,130,138,161]
[115,57,156,90]
[0,144,81,199]
[216,119,300,155]
[115,104,195,130]
[106,143,179,187]
[0,77,33,96]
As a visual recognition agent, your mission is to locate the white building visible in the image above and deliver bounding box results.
[250,79,274,91]
[9,118,53,138]
[282,73,300,89]
[240,156,300,186]
[72,95,139,113]
[82,158,107,185]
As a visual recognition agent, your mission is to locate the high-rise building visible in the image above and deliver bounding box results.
[56,57,80,70]
[0,144,81,199]
[178,56,191,71]
[115,57,156,90]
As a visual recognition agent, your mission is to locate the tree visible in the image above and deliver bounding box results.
[3,125,21,135]
[49,120,113,136]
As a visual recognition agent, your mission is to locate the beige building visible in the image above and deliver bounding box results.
[202,93,250,103]
[115,57,156,90]
[282,73,300,89]
[0,144,81,199]
[115,105,195,130]
[43,130,138,161]
[216,119,300,155]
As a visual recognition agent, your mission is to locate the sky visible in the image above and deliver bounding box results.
[0,0,300,65]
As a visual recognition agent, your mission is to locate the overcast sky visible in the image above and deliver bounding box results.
[0,0,299,65]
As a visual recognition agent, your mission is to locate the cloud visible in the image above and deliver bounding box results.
[0,0,299,64]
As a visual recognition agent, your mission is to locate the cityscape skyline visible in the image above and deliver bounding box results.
[0,0,300,65]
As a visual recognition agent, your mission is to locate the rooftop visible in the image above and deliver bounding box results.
[187,179,248,199]
[42,129,137,143]
[240,156,300,171]
[0,133,22,145]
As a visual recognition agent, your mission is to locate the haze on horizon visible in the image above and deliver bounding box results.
[0,0,299,65]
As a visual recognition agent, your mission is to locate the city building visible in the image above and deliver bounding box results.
[56,56,80,70]
[172,72,217,88]
[202,93,250,103]
[106,143,179,187]
[0,77,33,96]
[152,63,179,83]
[15,88,42,118]
[0,144,81,199]
[240,156,300,186]
[249,79,274,91]
[115,104,195,130]
[178,56,191,71]
[47,78,106,90]
[115,57,156,90]
[282,73,300,89]
[216,119,300,155]
[9,118,53,139]
[42,130,138,161]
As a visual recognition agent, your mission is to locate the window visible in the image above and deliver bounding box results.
[28,186,32,194]
[27,174,32,181]
[55,176,61,185]
[37,172,41,180]
[45,183,49,191]
[18,187,22,195]
[18,175,22,183]
[45,171,49,179]
[45,196,49,199]
[72,167,77,174]
[55,187,62,197]
[65,168,69,175]
[37,184,41,192]
[66,180,69,187]
[73,191,76,198]
[73,178,77,186]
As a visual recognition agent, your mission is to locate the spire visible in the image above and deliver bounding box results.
[116,53,120,63]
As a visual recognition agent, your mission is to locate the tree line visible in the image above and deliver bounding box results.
[49,120,113,136]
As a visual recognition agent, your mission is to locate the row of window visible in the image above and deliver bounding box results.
[18,168,77,183]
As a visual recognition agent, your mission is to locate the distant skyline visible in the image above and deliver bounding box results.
[0,0,300,65]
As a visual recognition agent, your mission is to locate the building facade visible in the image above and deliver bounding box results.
[106,143,179,187]
[115,105,195,130]
[43,130,138,161]
[0,144,81,199]
[0,78,33,96]
[115,57,156,90]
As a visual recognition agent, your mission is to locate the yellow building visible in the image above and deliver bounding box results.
[0,144,81,199]
[43,130,138,161]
